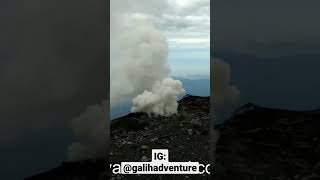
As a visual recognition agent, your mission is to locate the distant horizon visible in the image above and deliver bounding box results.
[168,47,210,78]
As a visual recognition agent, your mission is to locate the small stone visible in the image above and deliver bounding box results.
[150,137,158,142]
[141,145,149,150]
[141,156,148,162]
[190,118,200,125]
[187,129,193,135]
[126,141,133,145]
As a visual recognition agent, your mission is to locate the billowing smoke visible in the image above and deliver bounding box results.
[67,0,185,161]
[213,58,240,106]
[111,0,184,115]
[213,58,240,123]
[67,101,107,161]
[131,78,185,116]
[111,20,170,106]
[212,58,239,161]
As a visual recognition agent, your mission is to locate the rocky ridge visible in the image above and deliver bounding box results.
[214,103,320,180]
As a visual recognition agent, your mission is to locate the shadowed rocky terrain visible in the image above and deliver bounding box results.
[25,95,210,180]
[214,103,320,180]
[110,94,210,180]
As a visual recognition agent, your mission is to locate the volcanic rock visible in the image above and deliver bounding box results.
[110,94,210,179]
[214,103,320,180]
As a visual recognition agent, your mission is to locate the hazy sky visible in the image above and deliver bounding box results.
[213,0,320,111]
[169,48,210,77]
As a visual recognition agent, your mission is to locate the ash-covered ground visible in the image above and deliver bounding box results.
[214,103,320,180]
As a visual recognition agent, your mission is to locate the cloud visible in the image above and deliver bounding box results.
[163,1,210,49]
[111,0,210,51]
[168,0,209,15]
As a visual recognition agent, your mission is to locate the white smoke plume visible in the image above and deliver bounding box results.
[213,58,240,125]
[111,20,170,106]
[67,102,107,161]
[213,58,240,106]
[212,58,239,160]
[131,78,185,116]
[67,0,185,161]
[111,0,184,116]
